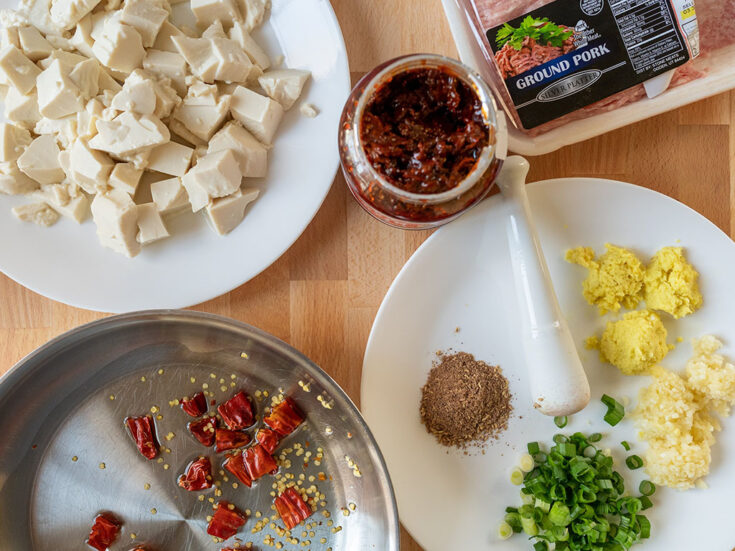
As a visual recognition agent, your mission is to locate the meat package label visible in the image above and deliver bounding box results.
[487,0,693,129]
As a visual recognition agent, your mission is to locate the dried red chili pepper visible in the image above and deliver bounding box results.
[217,391,255,430]
[126,415,158,460]
[274,487,312,530]
[178,456,213,491]
[189,416,217,447]
[86,513,120,551]
[223,452,252,488]
[215,428,251,453]
[181,392,207,417]
[243,443,279,480]
[206,501,247,540]
[263,397,304,436]
[256,427,281,454]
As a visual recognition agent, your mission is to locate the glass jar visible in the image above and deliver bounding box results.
[338,53,506,229]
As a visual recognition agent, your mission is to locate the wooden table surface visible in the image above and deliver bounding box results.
[1,1,734,549]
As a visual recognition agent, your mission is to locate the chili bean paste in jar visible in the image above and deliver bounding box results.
[360,67,490,195]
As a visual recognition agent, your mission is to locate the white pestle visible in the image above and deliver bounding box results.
[495,156,590,416]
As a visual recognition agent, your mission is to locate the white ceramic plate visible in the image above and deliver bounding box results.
[0,0,350,313]
[361,178,735,550]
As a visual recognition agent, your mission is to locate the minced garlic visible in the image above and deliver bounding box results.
[634,336,735,489]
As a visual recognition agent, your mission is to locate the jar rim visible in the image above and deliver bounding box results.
[352,53,500,205]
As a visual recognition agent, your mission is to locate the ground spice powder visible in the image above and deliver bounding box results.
[420,352,512,449]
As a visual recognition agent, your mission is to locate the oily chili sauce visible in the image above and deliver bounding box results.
[360,67,490,195]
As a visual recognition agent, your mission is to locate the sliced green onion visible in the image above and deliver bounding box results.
[636,515,651,538]
[639,480,655,496]
[521,516,538,536]
[510,468,524,485]
[527,441,540,455]
[504,512,522,533]
[498,521,513,539]
[554,415,568,428]
[557,442,576,457]
[589,432,603,442]
[519,453,535,472]
[549,502,572,526]
[639,495,653,510]
[533,541,547,551]
[621,441,631,451]
[625,455,643,470]
[601,394,625,426]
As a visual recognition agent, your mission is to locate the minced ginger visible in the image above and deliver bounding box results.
[644,246,703,319]
[587,310,672,375]
[634,336,735,489]
[565,244,644,314]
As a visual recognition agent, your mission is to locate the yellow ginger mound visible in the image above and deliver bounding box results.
[588,310,672,375]
[565,244,644,315]
[644,246,702,319]
[634,337,735,489]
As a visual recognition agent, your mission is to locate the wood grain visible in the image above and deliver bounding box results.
[1,1,734,549]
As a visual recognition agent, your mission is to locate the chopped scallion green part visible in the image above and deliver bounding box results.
[625,455,643,470]
[589,432,602,442]
[639,480,655,496]
[601,394,625,426]
[621,440,631,451]
[521,516,539,536]
[527,442,540,455]
[554,415,568,428]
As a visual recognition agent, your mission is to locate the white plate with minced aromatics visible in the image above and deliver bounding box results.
[0,0,349,312]
[361,178,735,550]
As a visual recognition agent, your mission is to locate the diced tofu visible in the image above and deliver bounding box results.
[120,0,168,48]
[150,77,181,119]
[228,22,269,69]
[208,121,266,177]
[90,111,170,156]
[69,58,100,100]
[240,0,269,31]
[229,85,282,144]
[68,139,114,193]
[185,80,218,105]
[32,182,90,222]
[12,202,59,226]
[108,162,143,194]
[17,26,53,61]
[136,202,169,244]
[77,106,98,140]
[258,68,310,110]
[0,45,40,94]
[115,147,150,169]
[37,48,87,71]
[4,87,41,129]
[17,135,64,184]
[181,149,241,211]
[147,141,193,176]
[191,0,240,28]
[92,20,145,73]
[0,160,39,194]
[205,187,258,235]
[143,49,187,95]
[91,189,141,257]
[172,35,218,83]
[152,20,183,53]
[300,102,318,118]
[98,67,123,93]
[70,14,94,57]
[201,20,226,39]
[111,73,157,114]
[50,0,102,30]
[14,0,59,37]
[150,176,188,214]
[169,118,205,147]
[90,10,115,42]
[37,59,84,119]
[34,116,77,148]
[173,94,230,141]
[0,27,20,49]
[0,122,31,162]
[210,37,253,83]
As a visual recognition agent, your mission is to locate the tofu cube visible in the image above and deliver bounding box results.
[210,37,253,83]
[90,111,170,156]
[120,0,169,48]
[109,162,143,195]
[143,49,187,95]
[17,135,64,184]
[258,68,310,110]
[91,189,141,257]
[0,27,20,50]
[151,176,188,214]
[152,20,184,53]
[35,116,78,149]
[0,160,39,195]
[92,21,145,73]
[12,202,59,226]
[69,58,100,100]
[136,202,169,244]
[0,45,41,94]
[228,22,270,69]
[111,74,157,114]
[4,87,41,129]
[205,187,258,235]
[70,14,95,57]
[69,139,114,193]
[147,141,194,176]
[181,149,241,211]
[191,0,241,28]
[50,0,103,30]
[0,123,32,162]
[240,0,269,31]
[172,35,218,83]
[37,59,84,119]
[230,85,283,144]
[208,121,267,177]
[17,26,53,61]
[173,94,230,142]
[32,183,90,222]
